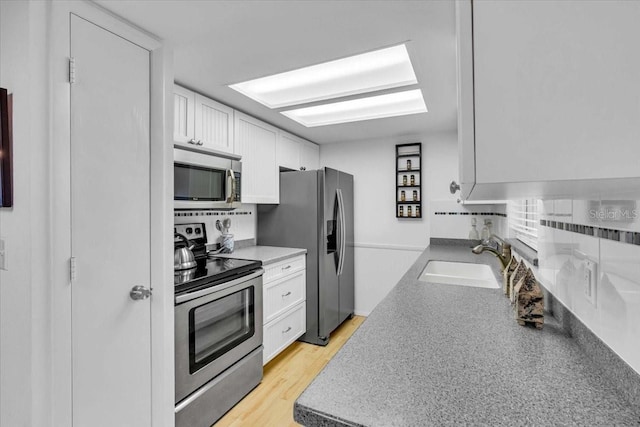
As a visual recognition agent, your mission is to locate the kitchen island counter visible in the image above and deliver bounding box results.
[294,243,640,426]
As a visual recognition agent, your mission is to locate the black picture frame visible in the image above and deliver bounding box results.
[0,87,13,208]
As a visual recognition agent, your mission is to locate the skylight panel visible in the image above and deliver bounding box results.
[280,89,427,127]
[229,44,418,109]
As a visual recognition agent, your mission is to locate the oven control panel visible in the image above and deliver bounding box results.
[174,223,207,244]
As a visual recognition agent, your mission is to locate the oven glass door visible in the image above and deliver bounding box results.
[174,162,226,201]
[189,287,254,373]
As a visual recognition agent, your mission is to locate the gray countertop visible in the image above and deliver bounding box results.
[216,245,306,265]
[294,243,640,426]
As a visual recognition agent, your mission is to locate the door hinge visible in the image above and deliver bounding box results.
[70,256,77,282]
[69,57,76,84]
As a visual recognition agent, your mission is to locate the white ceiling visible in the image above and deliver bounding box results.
[96,0,458,144]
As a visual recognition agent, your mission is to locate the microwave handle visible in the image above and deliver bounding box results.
[226,169,236,204]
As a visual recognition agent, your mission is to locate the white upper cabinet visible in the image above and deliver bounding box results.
[234,112,279,204]
[173,85,196,144]
[277,130,320,171]
[277,131,301,170]
[300,140,320,171]
[194,94,235,154]
[173,84,235,154]
[456,0,640,200]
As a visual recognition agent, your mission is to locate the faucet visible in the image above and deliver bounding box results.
[472,235,512,271]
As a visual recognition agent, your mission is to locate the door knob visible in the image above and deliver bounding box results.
[450,180,461,194]
[130,285,152,301]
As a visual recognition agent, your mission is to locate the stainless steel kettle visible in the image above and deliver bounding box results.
[174,233,197,270]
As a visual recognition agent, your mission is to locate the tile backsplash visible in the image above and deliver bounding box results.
[174,204,257,245]
[429,200,507,240]
[537,199,640,375]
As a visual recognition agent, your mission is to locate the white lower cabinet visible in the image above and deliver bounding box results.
[263,303,306,365]
[262,255,306,365]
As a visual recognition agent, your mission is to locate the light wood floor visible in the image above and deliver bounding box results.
[214,315,366,427]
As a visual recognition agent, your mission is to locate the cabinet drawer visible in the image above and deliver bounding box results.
[263,302,306,365]
[263,255,305,283]
[264,270,305,323]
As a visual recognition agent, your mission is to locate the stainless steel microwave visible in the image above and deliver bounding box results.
[174,145,241,210]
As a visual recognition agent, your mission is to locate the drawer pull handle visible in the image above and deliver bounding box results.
[282,291,292,297]
[282,326,292,334]
[282,265,291,270]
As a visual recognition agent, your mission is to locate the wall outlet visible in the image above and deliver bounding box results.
[583,259,597,306]
[0,238,6,271]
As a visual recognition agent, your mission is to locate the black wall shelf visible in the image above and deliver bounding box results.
[395,142,422,218]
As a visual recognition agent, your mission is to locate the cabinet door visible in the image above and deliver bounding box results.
[299,140,320,170]
[277,131,301,170]
[473,0,640,184]
[194,94,235,153]
[234,112,279,203]
[173,85,195,144]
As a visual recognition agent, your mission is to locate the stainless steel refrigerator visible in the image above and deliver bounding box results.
[257,167,354,346]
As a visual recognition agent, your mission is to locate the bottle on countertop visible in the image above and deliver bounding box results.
[481,219,492,243]
[468,218,480,240]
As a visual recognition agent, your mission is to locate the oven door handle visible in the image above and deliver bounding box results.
[175,268,264,304]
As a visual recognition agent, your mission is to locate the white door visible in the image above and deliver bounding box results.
[70,15,151,426]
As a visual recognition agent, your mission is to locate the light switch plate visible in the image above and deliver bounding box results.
[584,259,597,306]
[0,238,6,271]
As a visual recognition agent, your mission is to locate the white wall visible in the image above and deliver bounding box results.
[320,131,458,315]
[537,198,640,375]
[0,1,51,425]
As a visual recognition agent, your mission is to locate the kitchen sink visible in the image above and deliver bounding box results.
[419,261,500,289]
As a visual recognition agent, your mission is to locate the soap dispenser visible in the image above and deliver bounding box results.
[468,218,480,241]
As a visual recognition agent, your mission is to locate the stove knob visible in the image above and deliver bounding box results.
[195,227,201,234]
[186,227,193,234]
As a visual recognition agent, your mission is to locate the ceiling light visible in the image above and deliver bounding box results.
[281,89,427,127]
[229,44,418,109]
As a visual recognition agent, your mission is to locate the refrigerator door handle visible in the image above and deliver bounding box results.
[336,188,347,276]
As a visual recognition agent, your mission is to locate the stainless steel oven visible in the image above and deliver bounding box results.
[175,266,263,427]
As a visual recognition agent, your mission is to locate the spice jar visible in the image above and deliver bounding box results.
[407,159,412,170]
[408,206,413,217]
[400,190,406,201]
[410,175,415,186]
[416,206,421,217]
[402,175,407,186]
[399,206,404,217]
[413,190,418,201]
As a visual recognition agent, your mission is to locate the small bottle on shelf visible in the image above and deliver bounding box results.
[416,206,421,217]
[402,175,407,186]
[410,175,415,186]
[413,190,418,201]
[407,159,412,170]
[400,190,406,201]
[399,206,404,217]
[408,206,412,217]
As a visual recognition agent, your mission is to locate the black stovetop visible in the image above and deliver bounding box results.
[174,255,261,297]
